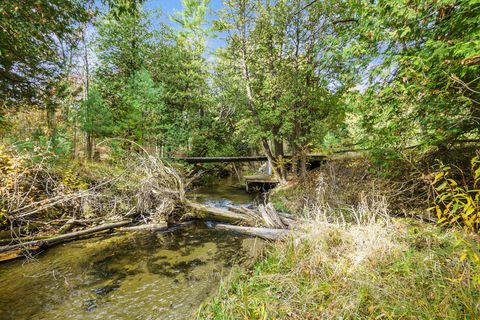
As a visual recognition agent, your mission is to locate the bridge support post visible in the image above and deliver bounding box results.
[266,159,272,176]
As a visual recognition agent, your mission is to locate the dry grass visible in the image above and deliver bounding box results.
[199,211,480,319]
[270,158,435,222]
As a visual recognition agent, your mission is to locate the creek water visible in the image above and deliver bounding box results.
[0,177,260,320]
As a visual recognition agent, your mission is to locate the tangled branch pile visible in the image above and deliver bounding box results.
[0,144,184,241]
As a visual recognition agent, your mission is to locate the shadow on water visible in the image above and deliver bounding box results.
[0,177,263,320]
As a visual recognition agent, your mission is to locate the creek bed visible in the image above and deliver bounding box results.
[0,177,262,320]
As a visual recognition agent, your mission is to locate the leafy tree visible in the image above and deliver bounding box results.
[347,0,480,152]
[93,1,159,149]
[0,0,90,108]
[80,86,113,158]
[150,0,215,155]
[121,69,164,146]
[95,1,152,79]
[217,0,355,179]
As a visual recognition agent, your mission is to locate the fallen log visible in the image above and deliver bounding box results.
[258,203,286,229]
[226,205,257,217]
[0,249,29,263]
[0,234,53,246]
[185,201,255,225]
[119,223,168,232]
[58,219,78,234]
[211,223,290,241]
[0,220,131,253]
[226,205,296,227]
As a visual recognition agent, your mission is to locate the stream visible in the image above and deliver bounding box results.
[0,177,261,320]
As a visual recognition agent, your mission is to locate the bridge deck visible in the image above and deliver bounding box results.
[173,156,268,163]
[171,154,326,164]
[244,175,279,192]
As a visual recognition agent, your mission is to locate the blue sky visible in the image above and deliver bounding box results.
[143,0,226,54]
[144,0,224,14]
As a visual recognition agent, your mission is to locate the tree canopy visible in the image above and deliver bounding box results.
[0,0,478,172]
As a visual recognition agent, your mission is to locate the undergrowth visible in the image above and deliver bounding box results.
[431,152,480,232]
[198,219,480,319]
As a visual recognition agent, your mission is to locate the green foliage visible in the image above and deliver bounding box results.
[121,69,164,144]
[171,0,211,39]
[61,168,88,190]
[93,1,228,156]
[102,0,145,19]
[94,5,164,148]
[95,2,153,79]
[346,0,480,152]
[216,0,357,169]
[0,0,90,107]
[431,153,480,232]
[81,86,113,139]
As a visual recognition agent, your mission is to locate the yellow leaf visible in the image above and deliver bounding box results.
[433,172,444,184]
[436,207,443,219]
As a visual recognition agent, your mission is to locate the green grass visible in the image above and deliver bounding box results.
[197,219,480,319]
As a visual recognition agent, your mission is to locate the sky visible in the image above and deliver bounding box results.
[143,0,226,54]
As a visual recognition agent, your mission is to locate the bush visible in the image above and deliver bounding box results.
[431,152,480,232]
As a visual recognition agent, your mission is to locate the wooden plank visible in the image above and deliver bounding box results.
[173,156,269,163]
[167,154,327,164]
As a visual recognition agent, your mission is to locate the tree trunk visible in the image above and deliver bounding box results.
[300,149,307,179]
[274,138,287,181]
[46,104,57,143]
[184,201,256,225]
[86,134,94,160]
[82,22,91,160]
[119,223,168,232]
[72,115,78,159]
[261,139,285,183]
[237,5,286,184]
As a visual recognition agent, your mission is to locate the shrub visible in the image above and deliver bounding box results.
[431,152,480,232]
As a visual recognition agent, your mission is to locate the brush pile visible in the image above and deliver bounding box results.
[0,144,184,242]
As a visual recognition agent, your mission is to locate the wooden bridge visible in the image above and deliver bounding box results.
[173,156,270,163]
[172,154,326,164]
[170,154,328,192]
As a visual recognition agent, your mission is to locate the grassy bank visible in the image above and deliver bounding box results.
[198,218,480,319]
[198,160,480,319]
